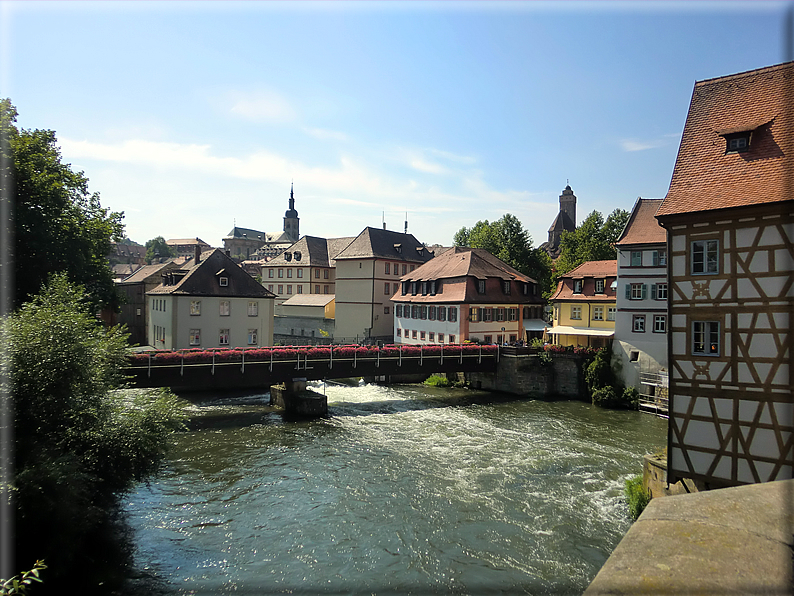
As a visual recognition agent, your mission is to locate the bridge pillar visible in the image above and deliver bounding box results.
[270,377,328,417]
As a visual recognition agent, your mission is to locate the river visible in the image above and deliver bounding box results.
[122,382,667,595]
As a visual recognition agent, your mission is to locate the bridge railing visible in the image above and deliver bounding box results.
[125,344,500,389]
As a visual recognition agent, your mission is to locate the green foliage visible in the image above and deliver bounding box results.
[2,99,125,312]
[591,385,618,407]
[0,561,46,596]
[529,337,545,349]
[424,374,452,387]
[584,348,613,395]
[5,275,186,580]
[622,386,640,410]
[554,208,630,280]
[144,235,174,264]
[453,213,553,296]
[625,475,650,520]
[537,350,553,366]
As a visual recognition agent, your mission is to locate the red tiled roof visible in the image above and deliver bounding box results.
[616,198,665,246]
[657,61,794,218]
[563,260,617,279]
[399,246,534,283]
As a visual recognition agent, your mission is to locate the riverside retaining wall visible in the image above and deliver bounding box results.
[466,352,589,399]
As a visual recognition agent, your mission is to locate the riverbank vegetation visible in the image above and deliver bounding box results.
[4,276,186,590]
[624,475,650,520]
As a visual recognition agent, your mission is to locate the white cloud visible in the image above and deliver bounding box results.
[228,90,297,124]
[619,137,670,152]
[303,127,349,141]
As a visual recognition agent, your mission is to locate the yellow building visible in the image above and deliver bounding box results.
[549,260,617,349]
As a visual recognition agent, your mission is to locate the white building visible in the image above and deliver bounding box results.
[147,248,276,350]
[613,197,669,407]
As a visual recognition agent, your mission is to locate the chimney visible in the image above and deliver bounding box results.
[225,249,230,257]
[194,243,201,265]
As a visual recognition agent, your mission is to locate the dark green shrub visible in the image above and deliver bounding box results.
[591,385,618,407]
[625,475,650,520]
[623,386,640,410]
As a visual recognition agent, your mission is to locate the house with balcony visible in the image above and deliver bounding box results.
[549,260,617,349]
[391,247,545,345]
[147,248,276,350]
[613,197,669,411]
[655,62,794,488]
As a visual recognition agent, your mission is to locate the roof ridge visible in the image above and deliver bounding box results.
[695,60,794,87]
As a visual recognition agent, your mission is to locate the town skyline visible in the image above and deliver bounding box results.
[3,1,791,248]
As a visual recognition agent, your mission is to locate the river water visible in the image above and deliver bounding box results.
[123,382,667,595]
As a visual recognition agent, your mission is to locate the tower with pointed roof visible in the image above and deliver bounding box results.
[283,183,300,244]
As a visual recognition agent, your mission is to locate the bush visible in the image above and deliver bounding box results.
[591,385,618,407]
[625,475,650,520]
[623,386,640,410]
[5,275,186,582]
[424,374,451,387]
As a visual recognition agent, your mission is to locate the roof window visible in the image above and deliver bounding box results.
[725,133,750,153]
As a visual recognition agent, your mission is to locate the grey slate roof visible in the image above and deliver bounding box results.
[147,249,275,298]
[266,235,356,268]
[334,227,432,263]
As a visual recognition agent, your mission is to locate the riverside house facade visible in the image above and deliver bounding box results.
[147,248,276,350]
[391,247,546,345]
[549,260,617,349]
[656,62,794,488]
[613,198,669,405]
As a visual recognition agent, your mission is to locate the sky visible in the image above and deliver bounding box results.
[2,1,792,250]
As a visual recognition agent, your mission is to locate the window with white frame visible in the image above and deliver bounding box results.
[219,329,229,345]
[219,277,228,287]
[248,301,258,316]
[693,321,720,355]
[219,300,230,316]
[653,283,668,300]
[483,308,493,322]
[573,280,583,294]
[607,307,616,321]
[190,300,201,315]
[248,329,258,345]
[470,307,478,322]
[439,306,446,322]
[593,306,604,321]
[633,315,645,332]
[653,250,667,266]
[396,304,403,317]
[478,280,486,294]
[508,308,517,322]
[571,305,582,320]
[692,239,719,274]
[429,306,436,321]
[190,329,201,345]
[438,333,444,343]
[595,279,605,294]
[654,315,666,333]
[449,307,457,322]
[503,281,511,295]
[631,251,642,266]
[496,308,505,322]
[628,283,647,300]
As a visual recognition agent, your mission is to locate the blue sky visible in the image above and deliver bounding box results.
[2,1,791,250]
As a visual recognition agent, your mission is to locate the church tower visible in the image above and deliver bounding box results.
[542,183,578,259]
[283,183,300,243]
[559,184,576,229]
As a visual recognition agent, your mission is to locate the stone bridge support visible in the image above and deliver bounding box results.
[466,352,588,399]
[270,378,328,417]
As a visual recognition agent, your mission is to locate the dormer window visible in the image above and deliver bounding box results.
[503,280,511,295]
[285,252,292,262]
[725,133,750,153]
[573,280,583,294]
[294,251,301,261]
[219,277,228,287]
[421,281,428,295]
[430,280,437,295]
[478,280,486,294]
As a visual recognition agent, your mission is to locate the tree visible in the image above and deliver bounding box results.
[453,214,553,296]
[145,236,174,264]
[1,99,124,311]
[4,274,185,583]
[554,208,630,279]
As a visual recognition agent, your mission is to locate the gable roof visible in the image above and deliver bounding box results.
[616,198,665,246]
[147,249,275,298]
[334,227,433,263]
[281,294,335,307]
[657,61,794,218]
[561,260,617,279]
[118,261,179,284]
[401,246,534,283]
[265,235,357,268]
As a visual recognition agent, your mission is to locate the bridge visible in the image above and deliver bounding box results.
[127,345,500,414]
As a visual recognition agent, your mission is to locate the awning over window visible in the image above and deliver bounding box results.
[547,325,614,337]
[523,319,548,331]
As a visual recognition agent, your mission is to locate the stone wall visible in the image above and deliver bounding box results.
[466,352,588,399]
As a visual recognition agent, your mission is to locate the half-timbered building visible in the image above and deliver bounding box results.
[656,62,794,488]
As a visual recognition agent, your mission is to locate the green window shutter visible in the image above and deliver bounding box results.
[651,284,657,300]
[652,251,659,266]
[641,284,648,299]
[625,284,632,299]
